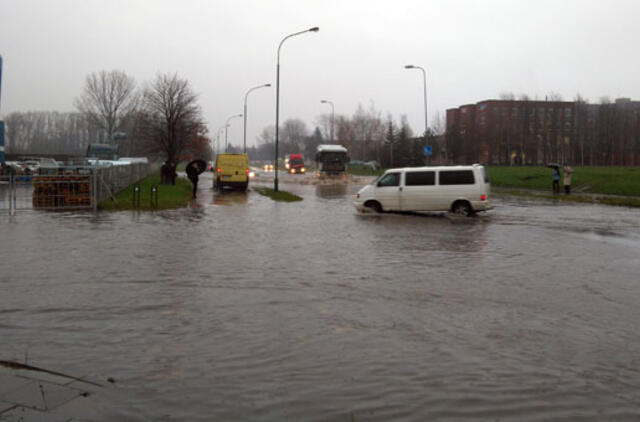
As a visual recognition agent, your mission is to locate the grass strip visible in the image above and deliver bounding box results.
[347,164,384,176]
[253,186,303,202]
[487,166,640,196]
[99,170,193,210]
[493,187,640,208]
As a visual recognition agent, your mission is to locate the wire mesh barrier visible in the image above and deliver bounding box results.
[0,162,153,214]
[92,163,151,207]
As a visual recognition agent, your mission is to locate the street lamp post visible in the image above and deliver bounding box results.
[216,126,227,156]
[225,114,243,153]
[274,26,319,192]
[243,83,271,153]
[405,64,428,163]
[404,65,428,137]
[320,99,334,143]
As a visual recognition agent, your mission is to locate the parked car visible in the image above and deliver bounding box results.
[354,164,491,216]
[213,153,250,191]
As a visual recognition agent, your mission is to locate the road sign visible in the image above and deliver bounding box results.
[423,145,432,156]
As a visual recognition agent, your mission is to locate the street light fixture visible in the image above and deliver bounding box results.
[225,114,243,153]
[320,100,334,143]
[274,26,319,192]
[404,64,428,138]
[243,83,271,154]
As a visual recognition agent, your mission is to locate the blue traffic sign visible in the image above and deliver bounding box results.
[423,145,432,156]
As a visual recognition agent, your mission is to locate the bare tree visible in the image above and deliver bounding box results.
[257,125,275,145]
[548,92,563,101]
[137,73,204,165]
[280,118,308,154]
[74,70,139,139]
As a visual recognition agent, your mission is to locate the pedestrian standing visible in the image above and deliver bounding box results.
[550,165,560,195]
[161,161,169,184]
[186,161,200,199]
[563,163,574,195]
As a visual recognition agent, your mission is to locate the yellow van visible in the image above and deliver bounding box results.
[213,153,250,191]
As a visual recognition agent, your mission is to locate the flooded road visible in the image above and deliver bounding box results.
[2,172,640,421]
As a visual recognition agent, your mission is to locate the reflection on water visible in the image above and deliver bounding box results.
[212,189,249,206]
[2,179,640,421]
[315,183,348,199]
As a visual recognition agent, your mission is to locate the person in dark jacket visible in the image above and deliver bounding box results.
[547,163,560,195]
[186,161,200,198]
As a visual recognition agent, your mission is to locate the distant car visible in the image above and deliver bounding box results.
[23,160,40,172]
[263,163,274,172]
[214,153,250,191]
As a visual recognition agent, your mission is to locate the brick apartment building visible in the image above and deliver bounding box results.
[446,98,640,166]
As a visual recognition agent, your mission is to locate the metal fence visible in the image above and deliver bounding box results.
[0,162,152,214]
[92,163,151,206]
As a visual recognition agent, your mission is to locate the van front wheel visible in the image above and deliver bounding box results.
[364,200,383,213]
[452,200,473,216]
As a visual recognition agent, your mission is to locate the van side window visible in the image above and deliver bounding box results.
[378,173,400,187]
[405,171,435,186]
[439,170,475,185]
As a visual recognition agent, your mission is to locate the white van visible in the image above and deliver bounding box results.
[354,164,492,216]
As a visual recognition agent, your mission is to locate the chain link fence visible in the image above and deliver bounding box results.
[0,162,153,214]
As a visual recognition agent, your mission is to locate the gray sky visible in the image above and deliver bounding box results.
[1,0,639,147]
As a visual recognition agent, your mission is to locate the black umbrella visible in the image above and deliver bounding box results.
[186,159,207,175]
[546,162,560,169]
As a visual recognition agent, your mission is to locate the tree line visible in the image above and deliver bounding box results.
[5,70,210,163]
[227,102,443,168]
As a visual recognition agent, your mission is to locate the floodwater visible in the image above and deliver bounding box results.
[2,172,640,421]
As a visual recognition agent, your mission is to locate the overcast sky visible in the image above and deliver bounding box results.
[1,0,639,147]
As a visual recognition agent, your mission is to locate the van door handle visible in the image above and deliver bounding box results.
[398,187,403,192]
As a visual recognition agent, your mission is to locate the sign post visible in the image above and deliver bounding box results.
[0,54,5,163]
[422,145,432,165]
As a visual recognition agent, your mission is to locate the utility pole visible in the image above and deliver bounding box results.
[0,55,5,164]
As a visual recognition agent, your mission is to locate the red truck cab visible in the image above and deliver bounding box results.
[288,153,306,174]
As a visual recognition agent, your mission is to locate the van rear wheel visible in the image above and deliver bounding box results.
[452,200,473,216]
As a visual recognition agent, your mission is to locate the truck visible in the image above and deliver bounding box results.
[287,153,306,174]
[315,144,349,176]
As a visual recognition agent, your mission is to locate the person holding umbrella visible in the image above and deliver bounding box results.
[547,163,560,195]
[563,163,574,194]
[186,159,207,199]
